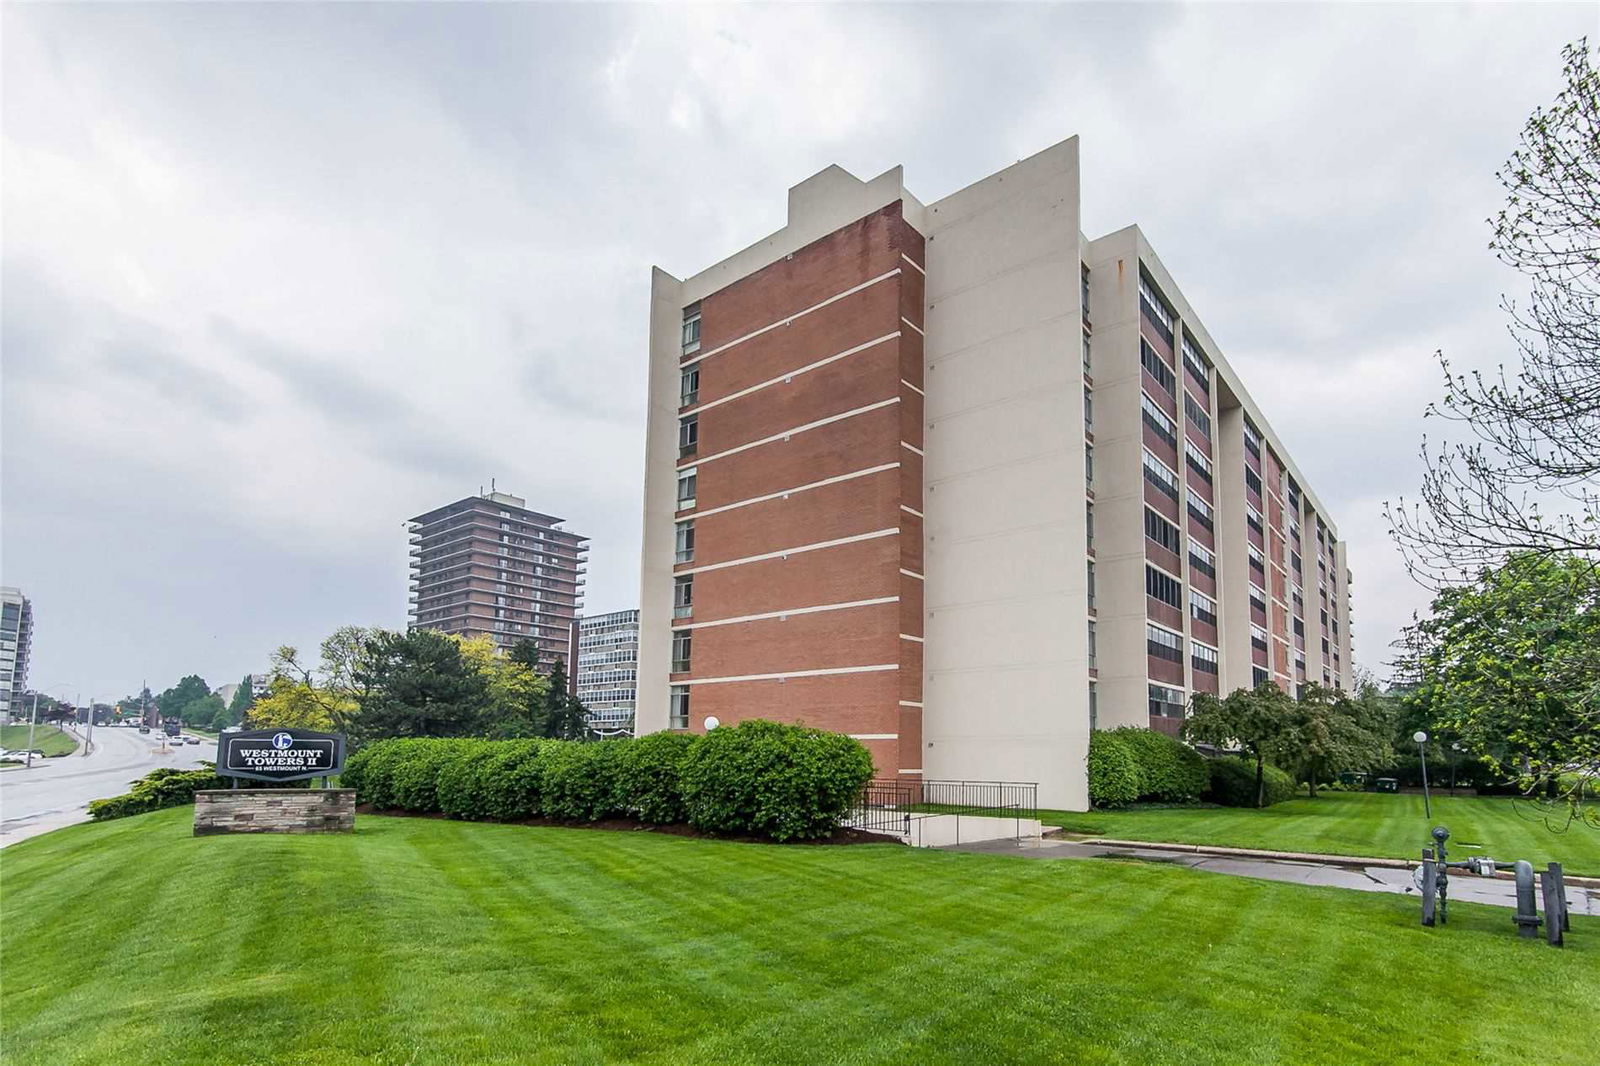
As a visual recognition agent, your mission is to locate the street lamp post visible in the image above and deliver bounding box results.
[1450,742,1462,797]
[24,691,40,769]
[1414,730,1432,820]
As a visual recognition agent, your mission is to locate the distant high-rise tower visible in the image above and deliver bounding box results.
[574,609,640,732]
[1,587,34,716]
[408,491,588,668]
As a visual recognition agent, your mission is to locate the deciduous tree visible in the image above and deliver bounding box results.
[1185,684,1298,808]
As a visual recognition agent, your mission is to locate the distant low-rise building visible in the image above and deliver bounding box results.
[1,588,33,717]
[575,610,638,733]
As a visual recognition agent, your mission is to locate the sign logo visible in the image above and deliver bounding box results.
[217,728,346,783]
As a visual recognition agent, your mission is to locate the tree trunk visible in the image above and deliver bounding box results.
[1254,751,1266,809]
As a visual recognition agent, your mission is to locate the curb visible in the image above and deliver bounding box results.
[1071,837,1600,888]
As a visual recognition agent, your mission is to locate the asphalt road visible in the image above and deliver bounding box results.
[0,726,215,847]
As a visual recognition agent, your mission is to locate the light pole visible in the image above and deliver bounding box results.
[1449,742,1462,797]
[24,691,40,769]
[1414,730,1432,820]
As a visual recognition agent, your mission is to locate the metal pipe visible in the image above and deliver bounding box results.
[1513,860,1541,937]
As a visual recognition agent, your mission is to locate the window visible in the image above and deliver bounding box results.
[1250,586,1267,614]
[1086,502,1095,549]
[1146,565,1182,609]
[1088,621,1097,669]
[1183,392,1212,440]
[1087,560,1097,609]
[680,366,699,407]
[1082,335,1092,375]
[1189,542,1216,580]
[1081,263,1091,318]
[1141,393,1176,446]
[1187,488,1214,531]
[671,631,692,673]
[1251,624,1269,652]
[1147,623,1183,663]
[1149,683,1185,718]
[1248,544,1265,575]
[1243,419,1262,458]
[674,520,695,564]
[1253,666,1270,687]
[669,685,690,729]
[1083,386,1094,431]
[1191,641,1219,674]
[681,304,701,355]
[1293,618,1306,638]
[1143,448,1179,499]
[1181,336,1210,391]
[1145,508,1180,554]
[1089,680,1099,730]
[1141,338,1175,395]
[678,415,699,459]
[1245,467,1262,496]
[676,466,697,508]
[1191,590,1217,628]
[1139,276,1174,346]
[1246,504,1264,535]
[1185,439,1213,483]
[1291,551,1303,574]
[1085,443,1095,485]
[673,574,694,619]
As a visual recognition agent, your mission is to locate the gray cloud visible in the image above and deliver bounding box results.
[2,2,1593,697]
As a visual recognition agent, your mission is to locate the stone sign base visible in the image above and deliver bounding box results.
[194,789,355,835]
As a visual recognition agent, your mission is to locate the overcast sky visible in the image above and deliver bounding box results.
[3,2,1593,702]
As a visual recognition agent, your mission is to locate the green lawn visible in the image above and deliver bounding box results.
[1043,792,1600,874]
[0,724,78,757]
[2,810,1595,1065]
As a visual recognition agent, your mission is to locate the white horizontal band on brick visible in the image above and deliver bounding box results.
[681,268,902,368]
[683,332,900,417]
[900,253,925,276]
[680,663,898,686]
[670,596,899,632]
[900,316,924,336]
[691,463,900,520]
[899,569,924,580]
[850,733,899,741]
[898,768,924,775]
[898,700,923,708]
[690,398,900,467]
[899,634,924,643]
[900,441,924,457]
[677,528,898,576]
[901,378,924,396]
[901,505,924,518]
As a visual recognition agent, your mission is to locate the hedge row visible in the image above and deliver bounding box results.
[1087,727,1208,807]
[1204,756,1297,808]
[89,767,231,821]
[342,720,874,842]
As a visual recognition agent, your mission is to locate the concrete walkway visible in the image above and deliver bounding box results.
[945,836,1600,916]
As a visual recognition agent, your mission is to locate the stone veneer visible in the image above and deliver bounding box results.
[193,789,355,835]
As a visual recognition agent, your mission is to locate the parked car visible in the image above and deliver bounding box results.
[185,736,201,745]
[138,726,150,734]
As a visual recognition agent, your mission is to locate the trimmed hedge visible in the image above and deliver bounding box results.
[88,767,231,821]
[680,720,874,841]
[1087,727,1208,808]
[1205,756,1297,808]
[349,720,874,842]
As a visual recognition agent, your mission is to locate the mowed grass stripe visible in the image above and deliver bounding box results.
[3,809,1596,1066]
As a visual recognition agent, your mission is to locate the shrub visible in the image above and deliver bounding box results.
[349,738,428,809]
[437,742,501,820]
[680,720,874,842]
[540,741,626,821]
[391,739,481,813]
[89,766,231,821]
[477,739,548,821]
[1087,733,1141,807]
[1205,756,1296,808]
[613,731,698,824]
[1087,728,1207,807]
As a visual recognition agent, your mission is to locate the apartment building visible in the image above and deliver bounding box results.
[0,587,32,717]
[574,609,640,732]
[636,137,1353,809]
[408,491,588,668]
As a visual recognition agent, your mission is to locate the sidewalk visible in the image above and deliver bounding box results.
[945,836,1600,916]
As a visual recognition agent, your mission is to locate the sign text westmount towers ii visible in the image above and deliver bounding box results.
[636,137,1354,810]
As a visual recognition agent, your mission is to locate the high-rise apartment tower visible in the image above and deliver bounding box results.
[0,587,33,717]
[636,138,1353,809]
[409,491,588,668]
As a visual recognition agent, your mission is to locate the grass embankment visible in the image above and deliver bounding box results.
[0,724,78,757]
[3,809,1596,1065]
[1043,792,1600,874]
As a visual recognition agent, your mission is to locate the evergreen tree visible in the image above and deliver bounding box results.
[224,675,254,728]
[351,629,492,741]
[538,658,588,740]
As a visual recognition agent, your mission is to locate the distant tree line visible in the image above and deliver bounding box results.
[247,626,591,748]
